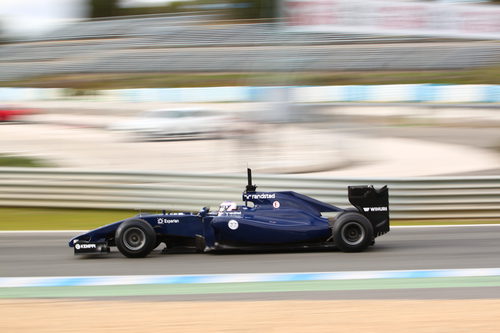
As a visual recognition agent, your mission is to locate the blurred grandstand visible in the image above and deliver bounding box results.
[1,11,500,83]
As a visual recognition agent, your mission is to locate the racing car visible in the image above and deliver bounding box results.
[69,169,389,257]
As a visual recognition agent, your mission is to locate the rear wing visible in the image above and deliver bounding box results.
[348,185,390,236]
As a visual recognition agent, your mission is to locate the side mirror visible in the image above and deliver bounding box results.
[198,207,210,217]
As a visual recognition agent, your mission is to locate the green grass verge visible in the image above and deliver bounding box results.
[0,155,53,168]
[0,208,133,230]
[0,207,498,230]
[2,66,500,89]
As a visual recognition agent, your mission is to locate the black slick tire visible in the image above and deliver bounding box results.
[115,219,157,258]
[332,212,374,252]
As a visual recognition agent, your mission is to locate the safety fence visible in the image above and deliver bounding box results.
[1,168,499,220]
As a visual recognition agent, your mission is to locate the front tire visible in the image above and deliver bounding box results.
[332,212,374,252]
[115,219,157,258]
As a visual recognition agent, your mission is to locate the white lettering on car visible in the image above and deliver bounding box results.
[244,193,276,200]
[362,207,388,212]
[75,243,96,249]
[157,218,180,224]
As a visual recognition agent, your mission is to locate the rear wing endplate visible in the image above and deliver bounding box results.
[348,185,390,236]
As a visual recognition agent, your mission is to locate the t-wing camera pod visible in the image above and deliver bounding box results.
[245,168,257,193]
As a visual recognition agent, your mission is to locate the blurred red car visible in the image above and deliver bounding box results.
[0,105,38,122]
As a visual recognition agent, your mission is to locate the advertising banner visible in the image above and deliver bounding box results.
[283,0,500,39]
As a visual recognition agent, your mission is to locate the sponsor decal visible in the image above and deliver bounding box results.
[75,243,96,249]
[363,207,388,212]
[228,220,239,230]
[273,201,280,209]
[244,193,276,200]
[157,218,180,224]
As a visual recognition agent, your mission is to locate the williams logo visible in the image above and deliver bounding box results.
[363,207,388,212]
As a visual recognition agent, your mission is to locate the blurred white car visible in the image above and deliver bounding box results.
[109,108,230,139]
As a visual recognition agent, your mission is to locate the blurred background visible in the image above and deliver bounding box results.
[2,2,500,330]
[0,0,499,217]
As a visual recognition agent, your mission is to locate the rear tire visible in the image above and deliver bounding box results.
[115,219,156,258]
[195,235,206,253]
[332,212,373,252]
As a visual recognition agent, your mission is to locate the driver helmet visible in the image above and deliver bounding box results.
[218,201,237,214]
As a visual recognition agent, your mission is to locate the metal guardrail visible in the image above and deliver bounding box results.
[0,168,499,220]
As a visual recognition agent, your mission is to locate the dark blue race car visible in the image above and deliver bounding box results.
[69,169,390,257]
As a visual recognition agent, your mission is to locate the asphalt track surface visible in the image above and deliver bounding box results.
[1,225,500,299]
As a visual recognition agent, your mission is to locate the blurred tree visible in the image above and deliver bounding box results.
[86,0,279,20]
[88,0,119,18]
[228,0,278,19]
[115,1,184,16]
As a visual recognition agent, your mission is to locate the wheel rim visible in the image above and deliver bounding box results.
[122,227,146,251]
[340,222,365,246]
